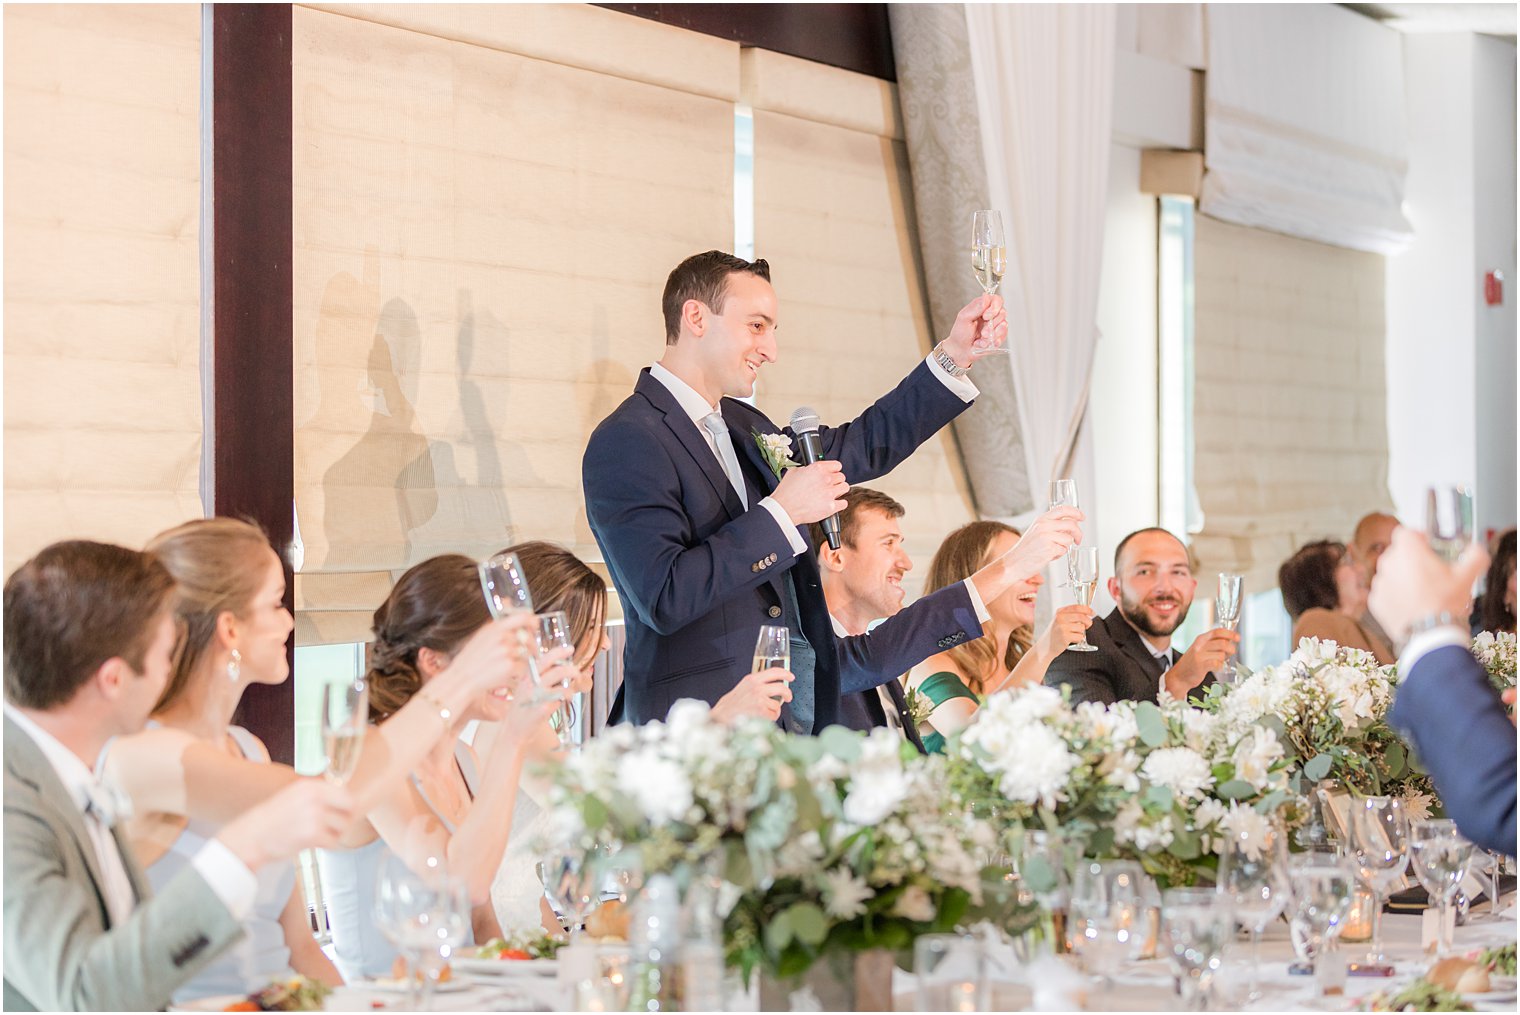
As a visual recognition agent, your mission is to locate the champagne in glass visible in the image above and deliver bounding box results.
[321,676,368,786]
[537,610,578,745]
[1347,796,1408,971]
[1066,547,1099,653]
[1049,479,1079,585]
[1426,486,1475,563]
[753,625,791,708]
[1215,573,1244,684]
[969,210,1009,357]
[1408,820,1475,957]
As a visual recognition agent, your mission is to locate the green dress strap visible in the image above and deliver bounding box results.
[917,671,979,754]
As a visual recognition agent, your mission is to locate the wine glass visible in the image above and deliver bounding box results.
[1215,574,1244,684]
[536,610,577,734]
[374,855,470,1011]
[1408,819,1475,957]
[321,676,368,786]
[544,849,602,946]
[1070,859,1147,1000]
[1346,796,1408,969]
[969,210,1008,357]
[1215,818,1289,1001]
[1066,548,1100,653]
[1426,486,1475,563]
[1286,854,1355,972]
[914,933,988,1012]
[479,550,541,689]
[1161,887,1235,1011]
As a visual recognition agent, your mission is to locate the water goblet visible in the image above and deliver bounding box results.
[1286,854,1355,972]
[544,849,602,947]
[1346,796,1408,969]
[1215,818,1289,1001]
[1070,859,1147,1000]
[915,933,988,1012]
[1161,887,1235,1011]
[1408,819,1475,957]
[374,855,470,1011]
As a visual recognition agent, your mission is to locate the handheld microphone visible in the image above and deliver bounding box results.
[789,406,842,551]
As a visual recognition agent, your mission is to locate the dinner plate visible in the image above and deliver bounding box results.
[451,956,558,977]
[169,995,246,1012]
[364,977,472,994]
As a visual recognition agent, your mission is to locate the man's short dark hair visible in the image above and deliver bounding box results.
[1113,527,1191,573]
[811,486,906,551]
[1278,539,1346,621]
[4,540,176,710]
[661,250,771,344]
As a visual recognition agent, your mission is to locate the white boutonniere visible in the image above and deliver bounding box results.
[753,430,800,479]
[903,685,934,728]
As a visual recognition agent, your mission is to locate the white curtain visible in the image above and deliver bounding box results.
[964,4,1116,520]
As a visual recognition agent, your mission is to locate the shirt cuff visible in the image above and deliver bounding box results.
[1398,625,1470,676]
[924,353,980,402]
[193,838,258,921]
[961,578,993,626]
[759,496,807,557]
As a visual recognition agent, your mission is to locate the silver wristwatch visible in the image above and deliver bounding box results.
[932,342,970,378]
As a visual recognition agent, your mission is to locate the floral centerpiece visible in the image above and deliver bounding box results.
[945,684,1296,887]
[543,700,1027,988]
[1205,638,1435,815]
[1473,631,1517,694]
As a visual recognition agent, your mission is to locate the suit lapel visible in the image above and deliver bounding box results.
[884,680,927,754]
[727,402,782,497]
[4,716,116,925]
[1105,610,1166,690]
[635,371,745,522]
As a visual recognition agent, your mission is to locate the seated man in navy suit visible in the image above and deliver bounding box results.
[583,250,1081,731]
[1371,527,1516,858]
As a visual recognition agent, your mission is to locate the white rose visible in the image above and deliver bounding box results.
[1140,747,1215,801]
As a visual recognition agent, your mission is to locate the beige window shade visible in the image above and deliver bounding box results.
[1191,214,1394,592]
[3,4,205,577]
[292,6,737,644]
[745,50,977,599]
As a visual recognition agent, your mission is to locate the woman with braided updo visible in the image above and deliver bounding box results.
[104,519,544,1002]
[318,553,585,981]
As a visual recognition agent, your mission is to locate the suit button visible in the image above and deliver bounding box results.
[768,605,782,618]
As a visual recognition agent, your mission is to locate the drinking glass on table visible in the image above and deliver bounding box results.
[1070,859,1147,999]
[1286,854,1355,972]
[1215,573,1244,684]
[321,676,368,786]
[969,210,1008,357]
[1408,819,1476,957]
[1216,818,1289,1002]
[1161,887,1235,1012]
[1066,548,1100,653]
[544,849,602,947]
[374,854,470,1012]
[1346,796,1408,970]
[1426,486,1475,563]
[915,933,988,1012]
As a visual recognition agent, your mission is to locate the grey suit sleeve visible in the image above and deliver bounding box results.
[1042,651,1118,706]
[3,794,243,1012]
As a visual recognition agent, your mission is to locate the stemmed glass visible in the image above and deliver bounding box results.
[1426,486,1475,563]
[321,676,369,786]
[1216,819,1289,1002]
[753,625,791,714]
[1161,887,1235,1011]
[1050,480,1079,587]
[969,210,1009,357]
[1070,860,1147,1001]
[1215,574,1243,684]
[374,855,470,1011]
[914,933,989,1011]
[537,610,577,741]
[479,550,540,687]
[1286,854,1355,974]
[1477,851,1509,922]
[1408,819,1476,957]
[1346,796,1409,970]
[1066,548,1100,653]
[544,849,602,947]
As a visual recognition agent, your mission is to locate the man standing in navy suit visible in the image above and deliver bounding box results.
[583,250,1081,731]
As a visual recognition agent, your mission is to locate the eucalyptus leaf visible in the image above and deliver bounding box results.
[1384,741,1407,778]
[785,902,829,946]
[1144,785,1173,809]
[1216,779,1257,801]
[1135,701,1167,747]
[1023,854,1057,894]
[1170,826,1202,860]
[818,725,863,762]
[1303,753,1334,782]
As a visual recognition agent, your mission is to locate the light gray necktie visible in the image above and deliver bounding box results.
[701,412,748,509]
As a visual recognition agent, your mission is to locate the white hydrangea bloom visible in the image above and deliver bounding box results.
[841,732,909,825]
[1215,803,1270,858]
[1140,747,1215,801]
[1231,726,1285,790]
[990,723,1079,809]
[617,747,693,824]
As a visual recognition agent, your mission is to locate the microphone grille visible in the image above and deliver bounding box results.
[789,406,821,433]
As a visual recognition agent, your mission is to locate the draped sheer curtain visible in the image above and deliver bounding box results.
[894,4,1114,550]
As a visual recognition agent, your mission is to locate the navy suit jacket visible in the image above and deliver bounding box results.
[1387,644,1516,857]
[583,361,977,730]
[1043,607,1214,706]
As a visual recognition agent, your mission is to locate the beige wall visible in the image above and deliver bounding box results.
[3,4,204,574]
[1192,214,1394,591]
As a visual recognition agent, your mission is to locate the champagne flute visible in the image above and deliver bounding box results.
[1408,820,1475,957]
[1066,547,1100,653]
[1215,573,1244,684]
[321,676,368,786]
[537,611,578,745]
[479,550,541,689]
[1050,479,1079,585]
[1346,796,1408,969]
[1426,486,1475,563]
[753,625,791,704]
[1216,819,1288,1001]
[969,210,1009,357]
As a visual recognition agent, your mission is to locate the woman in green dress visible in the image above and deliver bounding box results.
[907,521,1095,753]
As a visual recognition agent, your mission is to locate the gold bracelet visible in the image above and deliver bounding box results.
[416,691,453,725]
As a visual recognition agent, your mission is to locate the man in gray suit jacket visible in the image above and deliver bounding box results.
[3,540,353,1012]
[1044,528,1238,706]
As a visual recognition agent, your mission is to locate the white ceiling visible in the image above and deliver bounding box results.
[1343,3,1518,39]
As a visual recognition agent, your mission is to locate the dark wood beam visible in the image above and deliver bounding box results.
[212,3,296,765]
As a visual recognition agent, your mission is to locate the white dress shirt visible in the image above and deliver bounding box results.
[649,357,980,557]
[4,704,257,924]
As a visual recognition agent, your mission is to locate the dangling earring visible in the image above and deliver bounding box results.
[227,648,242,683]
